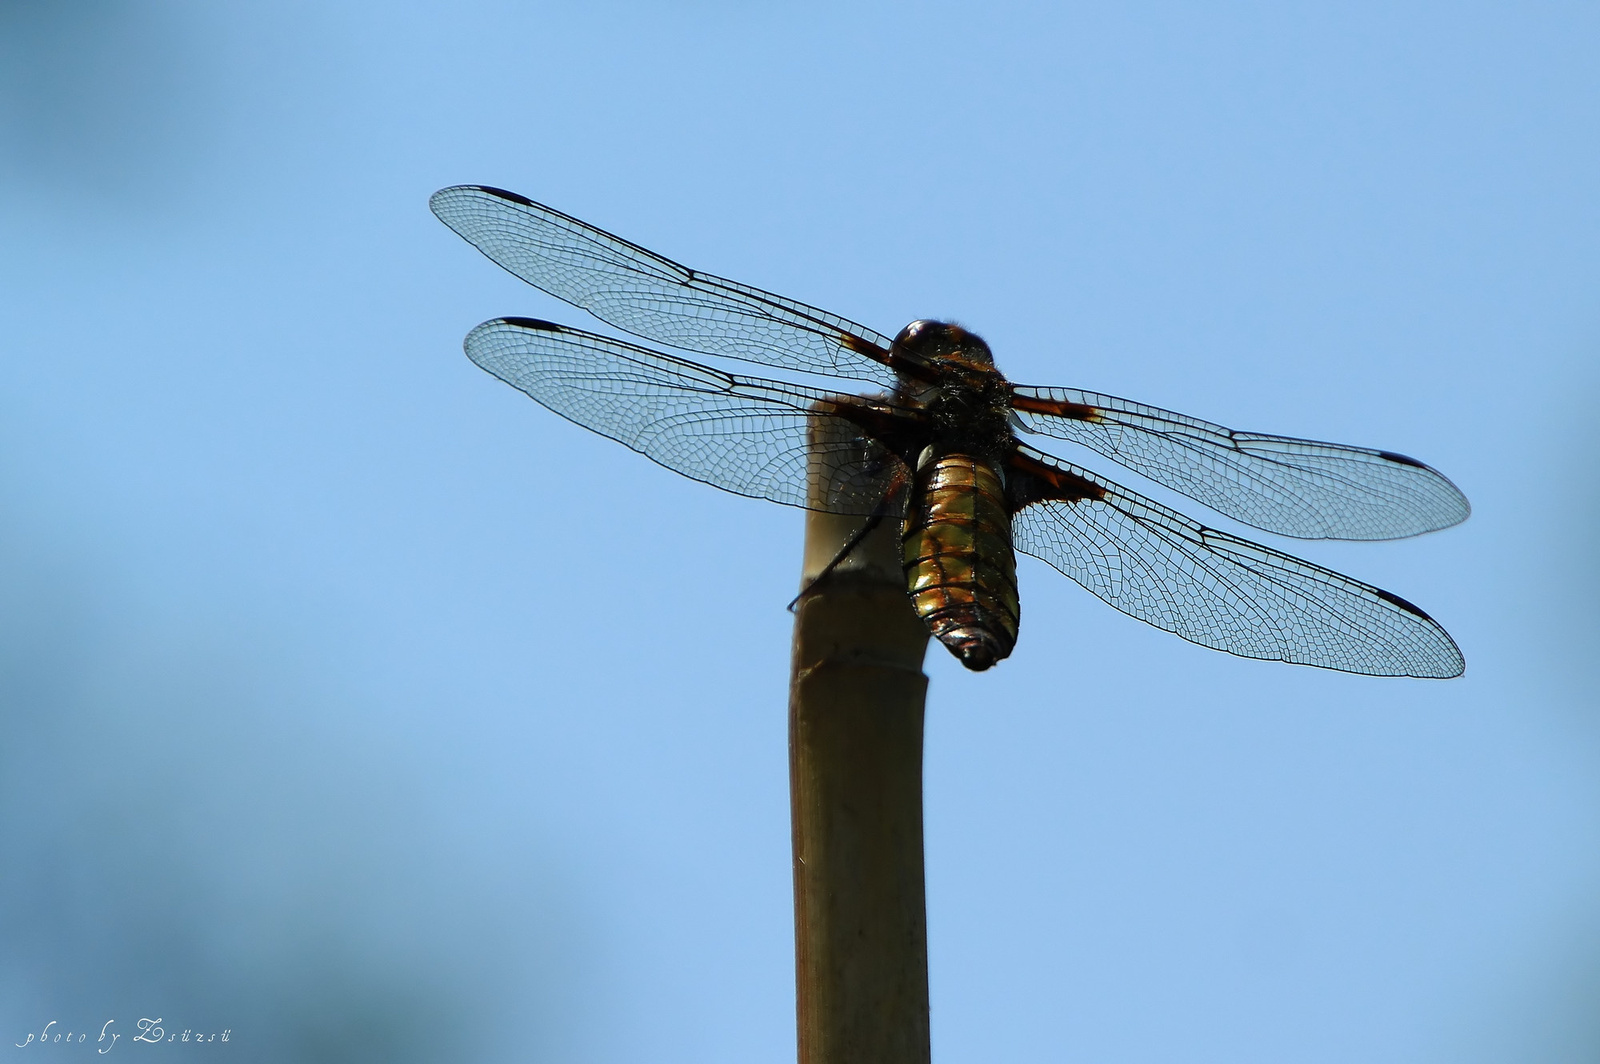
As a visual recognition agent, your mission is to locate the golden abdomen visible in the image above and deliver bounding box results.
[901,452,1020,670]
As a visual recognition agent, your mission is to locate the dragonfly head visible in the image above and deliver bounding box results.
[892,320,996,375]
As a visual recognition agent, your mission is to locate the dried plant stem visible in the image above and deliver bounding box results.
[788,477,932,1064]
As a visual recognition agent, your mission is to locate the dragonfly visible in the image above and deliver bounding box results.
[430,186,1469,678]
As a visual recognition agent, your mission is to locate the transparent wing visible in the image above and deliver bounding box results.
[466,317,914,517]
[433,186,899,388]
[1011,386,1469,540]
[1007,446,1464,677]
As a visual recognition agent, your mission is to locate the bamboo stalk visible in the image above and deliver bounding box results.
[788,418,932,1064]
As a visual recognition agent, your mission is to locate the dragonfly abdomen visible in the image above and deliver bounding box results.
[902,452,1020,671]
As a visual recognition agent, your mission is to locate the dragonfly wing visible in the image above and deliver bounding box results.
[433,186,899,388]
[1006,446,1464,677]
[1010,386,1469,540]
[466,317,913,517]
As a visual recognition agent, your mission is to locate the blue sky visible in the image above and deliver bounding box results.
[1,2,1597,1061]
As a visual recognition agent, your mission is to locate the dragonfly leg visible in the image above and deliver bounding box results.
[787,475,907,613]
[787,512,887,612]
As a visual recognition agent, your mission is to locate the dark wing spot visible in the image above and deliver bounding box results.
[1004,447,1107,512]
[476,186,537,207]
[498,317,565,332]
[1373,586,1434,620]
[1379,450,1429,469]
[838,331,896,368]
[1009,391,1102,422]
[825,397,928,466]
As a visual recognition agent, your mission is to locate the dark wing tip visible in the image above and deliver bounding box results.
[471,185,536,206]
[1371,589,1466,679]
[496,316,565,332]
[1376,451,1472,532]
[463,317,566,359]
[1379,450,1429,470]
[429,185,537,214]
[1372,586,1433,620]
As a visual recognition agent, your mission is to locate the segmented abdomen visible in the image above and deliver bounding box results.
[901,452,1020,671]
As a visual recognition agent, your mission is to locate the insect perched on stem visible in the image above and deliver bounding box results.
[432,186,1469,678]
